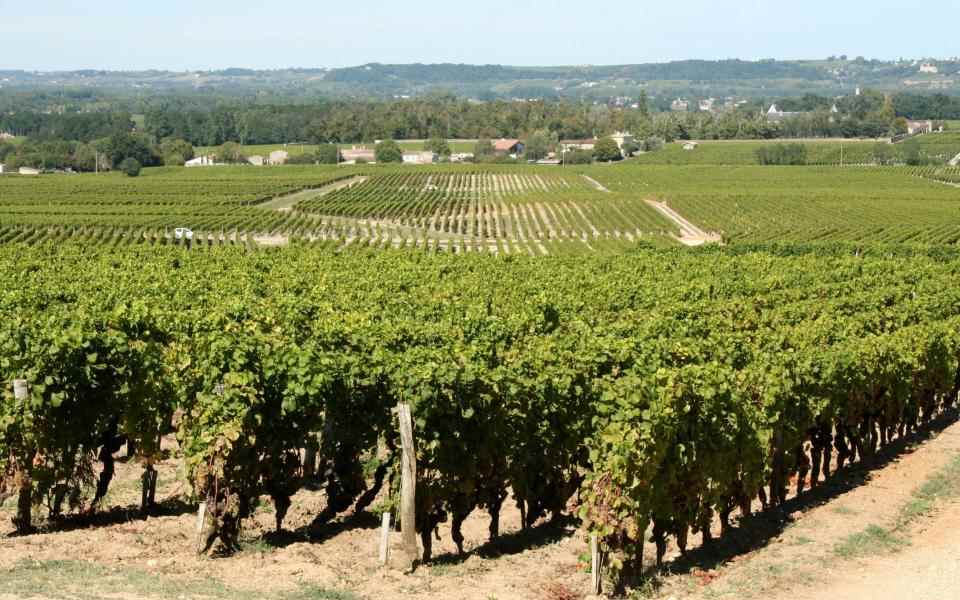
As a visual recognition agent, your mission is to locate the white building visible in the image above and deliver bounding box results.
[402,151,435,165]
[247,155,265,166]
[559,139,597,152]
[341,146,375,163]
[0,164,5,174]
[610,131,635,151]
[671,99,689,112]
[919,63,939,74]
[449,152,474,163]
[682,141,699,151]
[18,167,41,175]
[906,120,934,135]
[268,150,289,165]
[185,155,216,167]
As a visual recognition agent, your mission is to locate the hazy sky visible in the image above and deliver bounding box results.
[1,0,958,70]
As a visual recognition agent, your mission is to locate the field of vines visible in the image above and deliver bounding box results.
[0,243,958,583]
[0,165,679,254]
[607,165,960,244]
[633,140,890,166]
[297,171,671,242]
[1,162,959,251]
[0,165,355,229]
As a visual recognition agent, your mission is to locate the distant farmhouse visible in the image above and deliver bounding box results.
[765,104,805,122]
[340,146,375,164]
[682,141,699,151]
[247,155,265,166]
[493,139,524,157]
[269,150,289,166]
[919,63,939,74]
[18,167,41,176]
[559,138,597,153]
[0,132,14,141]
[906,120,936,135]
[402,151,435,165]
[610,131,635,151]
[185,155,217,167]
[671,99,690,112]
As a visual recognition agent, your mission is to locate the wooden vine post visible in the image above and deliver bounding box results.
[396,402,418,570]
[378,511,392,566]
[590,533,604,595]
[12,379,32,534]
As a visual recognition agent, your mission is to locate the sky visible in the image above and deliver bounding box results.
[1,0,958,71]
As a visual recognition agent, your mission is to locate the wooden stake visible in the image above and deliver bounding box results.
[591,533,603,595]
[378,511,392,566]
[13,379,27,402]
[195,501,207,543]
[397,402,418,570]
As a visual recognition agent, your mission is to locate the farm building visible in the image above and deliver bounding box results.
[906,120,935,135]
[18,167,40,175]
[185,155,216,167]
[0,132,13,141]
[765,104,804,122]
[402,151,435,165]
[269,150,289,166]
[493,139,524,156]
[449,152,474,163]
[341,146,375,163]
[682,141,699,151]
[560,139,597,152]
[610,131,635,151]
[247,155,265,166]
[0,164,4,174]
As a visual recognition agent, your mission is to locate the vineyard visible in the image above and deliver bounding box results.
[605,165,960,244]
[296,172,671,244]
[0,166,681,254]
[0,243,958,591]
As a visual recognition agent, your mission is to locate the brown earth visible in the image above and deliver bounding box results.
[2,419,959,600]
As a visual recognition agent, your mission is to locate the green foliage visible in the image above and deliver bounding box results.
[375,139,403,163]
[523,129,555,161]
[120,158,142,177]
[593,137,622,162]
[159,138,195,166]
[562,150,593,164]
[755,143,808,165]
[316,144,340,164]
[473,138,495,159]
[0,242,958,567]
[424,137,451,157]
[217,141,245,164]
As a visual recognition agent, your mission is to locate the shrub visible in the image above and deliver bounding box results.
[755,143,807,165]
[120,157,142,177]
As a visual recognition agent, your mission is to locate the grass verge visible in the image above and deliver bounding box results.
[0,558,359,600]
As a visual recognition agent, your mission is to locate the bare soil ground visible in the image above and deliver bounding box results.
[259,176,369,211]
[3,419,958,600]
[0,440,588,600]
[643,200,722,246]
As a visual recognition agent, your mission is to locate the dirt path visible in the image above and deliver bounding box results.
[659,419,960,600]
[258,176,368,211]
[801,503,960,600]
[581,175,610,193]
[644,199,722,246]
